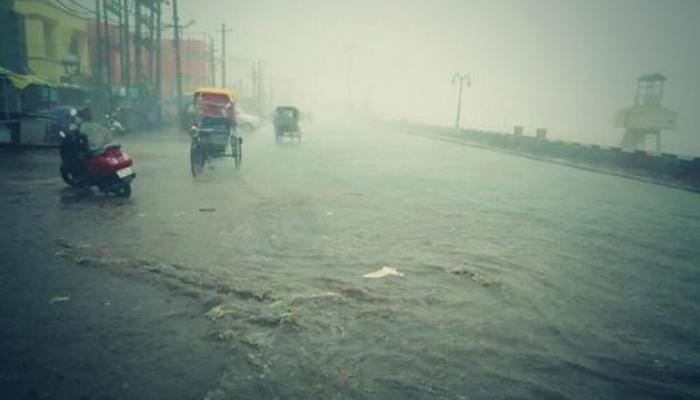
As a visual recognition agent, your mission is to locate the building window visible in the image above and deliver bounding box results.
[69,30,84,57]
[43,20,56,59]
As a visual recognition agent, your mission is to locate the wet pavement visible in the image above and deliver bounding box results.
[1,122,699,399]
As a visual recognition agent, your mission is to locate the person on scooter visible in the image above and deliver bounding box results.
[62,107,112,182]
[59,109,90,183]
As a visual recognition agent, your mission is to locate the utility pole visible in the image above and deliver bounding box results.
[257,60,263,105]
[346,44,354,110]
[116,0,125,88]
[252,60,267,110]
[251,62,257,99]
[172,0,183,118]
[218,23,232,88]
[102,0,113,109]
[95,0,103,86]
[134,0,142,83]
[200,33,208,86]
[123,0,130,88]
[148,5,155,80]
[452,72,470,130]
[209,36,216,86]
[155,0,162,120]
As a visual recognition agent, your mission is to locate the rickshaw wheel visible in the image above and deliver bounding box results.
[235,137,242,169]
[190,140,205,177]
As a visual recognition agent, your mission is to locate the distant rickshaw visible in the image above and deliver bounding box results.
[188,87,242,176]
[273,106,301,143]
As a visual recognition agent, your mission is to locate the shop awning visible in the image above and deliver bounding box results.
[0,66,52,90]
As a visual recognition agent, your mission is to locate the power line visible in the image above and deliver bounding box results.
[50,0,120,25]
[50,0,93,19]
[67,0,95,14]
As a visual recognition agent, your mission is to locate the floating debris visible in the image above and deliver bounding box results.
[49,296,70,304]
[363,266,405,279]
[55,249,72,258]
[199,208,217,212]
[246,352,271,375]
[248,308,302,331]
[279,309,303,330]
[74,256,97,266]
[286,292,344,306]
[214,329,236,342]
[448,267,498,287]
[240,332,271,350]
[205,304,236,320]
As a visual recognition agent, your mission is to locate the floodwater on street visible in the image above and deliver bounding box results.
[1,122,699,399]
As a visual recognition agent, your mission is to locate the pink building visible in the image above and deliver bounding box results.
[161,38,212,100]
[87,24,212,100]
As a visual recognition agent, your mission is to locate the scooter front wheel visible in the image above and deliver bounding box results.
[60,165,85,187]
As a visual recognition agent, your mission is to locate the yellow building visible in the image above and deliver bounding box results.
[12,0,91,84]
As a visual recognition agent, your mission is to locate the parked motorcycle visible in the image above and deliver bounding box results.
[106,109,127,134]
[59,109,136,197]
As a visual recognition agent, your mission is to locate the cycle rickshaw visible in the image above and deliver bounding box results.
[189,88,242,176]
[273,106,301,143]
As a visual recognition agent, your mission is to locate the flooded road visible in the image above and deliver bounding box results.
[1,122,699,399]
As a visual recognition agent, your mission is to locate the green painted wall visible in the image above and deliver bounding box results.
[13,0,91,84]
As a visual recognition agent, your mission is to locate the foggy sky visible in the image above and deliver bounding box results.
[184,0,700,154]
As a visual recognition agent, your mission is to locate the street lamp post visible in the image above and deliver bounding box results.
[452,72,471,130]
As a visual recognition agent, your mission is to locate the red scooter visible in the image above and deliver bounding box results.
[58,112,136,197]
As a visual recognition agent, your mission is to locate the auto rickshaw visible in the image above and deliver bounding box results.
[188,87,242,176]
[273,106,301,143]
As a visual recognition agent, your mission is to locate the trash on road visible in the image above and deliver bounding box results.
[286,292,343,306]
[448,267,498,287]
[246,352,271,375]
[55,249,71,258]
[363,266,405,279]
[49,296,70,304]
[56,239,90,249]
[214,329,236,342]
[199,208,217,212]
[204,304,235,320]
